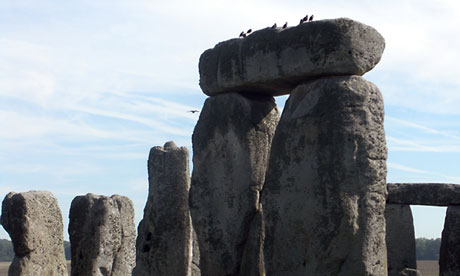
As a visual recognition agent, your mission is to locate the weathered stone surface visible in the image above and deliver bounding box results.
[68,193,136,276]
[199,18,385,96]
[191,229,201,276]
[440,205,460,276]
[133,142,193,276]
[1,191,68,276]
[387,183,460,206]
[190,92,279,275]
[239,207,265,276]
[262,75,387,275]
[385,204,416,276]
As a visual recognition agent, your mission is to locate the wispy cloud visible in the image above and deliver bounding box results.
[386,116,460,141]
[388,162,431,175]
[387,136,460,152]
[388,162,460,183]
[385,116,460,152]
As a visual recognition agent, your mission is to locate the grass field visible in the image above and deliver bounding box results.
[417,260,439,276]
[0,262,9,276]
[0,260,439,276]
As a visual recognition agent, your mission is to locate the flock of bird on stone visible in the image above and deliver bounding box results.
[186,15,314,114]
[239,14,314,38]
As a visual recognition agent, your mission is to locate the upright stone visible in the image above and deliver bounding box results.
[190,92,279,275]
[1,191,67,276]
[133,141,193,276]
[68,194,136,276]
[262,75,387,275]
[385,204,416,276]
[440,205,460,276]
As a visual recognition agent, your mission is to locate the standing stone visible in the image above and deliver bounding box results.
[190,92,279,275]
[385,204,416,276]
[1,191,67,276]
[133,141,193,276]
[68,194,136,276]
[262,75,388,275]
[440,205,460,276]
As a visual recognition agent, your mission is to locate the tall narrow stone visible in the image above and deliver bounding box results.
[1,191,67,276]
[68,194,136,276]
[385,204,416,276]
[262,75,387,275]
[190,92,279,275]
[133,141,193,276]
[440,205,460,276]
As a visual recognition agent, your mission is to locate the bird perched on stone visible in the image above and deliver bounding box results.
[282,22,288,29]
[271,23,277,28]
[239,31,246,38]
[188,110,200,114]
[247,29,252,34]
[309,15,314,22]
[303,15,309,22]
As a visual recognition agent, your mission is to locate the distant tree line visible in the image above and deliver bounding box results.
[416,237,441,260]
[0,239,71,262]
[0,237,442,262]
[0,239,13,262]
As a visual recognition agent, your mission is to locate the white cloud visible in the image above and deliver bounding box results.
[387,136,460,152]
[385,116,460,152]
[388,162,431,175]
[388,162,460,183]
[386,116,460,140]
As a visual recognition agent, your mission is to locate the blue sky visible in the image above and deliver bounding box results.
[1,0,459,240]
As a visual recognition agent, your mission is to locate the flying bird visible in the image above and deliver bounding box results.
[271,23,277,28]
[309,15,314,22]
[239,31,246,38]
[188,110,200,114]
[247,29,252,34]
[282,22,288,29]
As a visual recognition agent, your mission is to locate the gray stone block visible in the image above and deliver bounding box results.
[1,191,68,276]
[68,194,136,276]
[190,92,279,275]
[261,75,387,275]
[199,18,385,96]
[385,204,416,276]
[133,142,194,276]
[387,183,460,206]
[440,205,460,276]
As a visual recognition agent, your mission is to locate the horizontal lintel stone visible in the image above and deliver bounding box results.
[387,183,460,206]
[199,17,385,96]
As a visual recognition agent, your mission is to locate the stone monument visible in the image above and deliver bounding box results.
[1,191,68,276]
[68,193,136,276]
